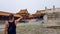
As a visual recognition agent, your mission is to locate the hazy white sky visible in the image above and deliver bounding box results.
[0,0,60,14]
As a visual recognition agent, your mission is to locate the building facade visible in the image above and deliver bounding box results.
[45,6,60,27]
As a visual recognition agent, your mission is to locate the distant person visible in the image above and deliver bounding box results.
[4,13,23,34]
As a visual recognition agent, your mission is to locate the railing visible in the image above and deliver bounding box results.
[0,20,5,24]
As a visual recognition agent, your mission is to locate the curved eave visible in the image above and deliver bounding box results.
[0,13,20,17]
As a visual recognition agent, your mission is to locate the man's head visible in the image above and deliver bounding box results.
[9,13,14,20]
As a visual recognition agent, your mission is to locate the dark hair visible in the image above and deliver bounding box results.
[9,13,14,20]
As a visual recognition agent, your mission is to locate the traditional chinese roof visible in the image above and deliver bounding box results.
[17,9,28,14]
[35,10,41,15]
[35,10,46,15]
[0,11,20,17]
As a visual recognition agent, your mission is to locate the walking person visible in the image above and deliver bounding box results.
[4,13,23,34]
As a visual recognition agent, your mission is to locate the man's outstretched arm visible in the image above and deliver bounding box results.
[15,15,23,25]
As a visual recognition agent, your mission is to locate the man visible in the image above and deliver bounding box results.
[4,13,23,34]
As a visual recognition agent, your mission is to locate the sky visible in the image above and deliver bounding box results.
[0,0,60,14]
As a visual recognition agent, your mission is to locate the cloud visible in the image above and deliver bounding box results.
[0,0,60,14]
